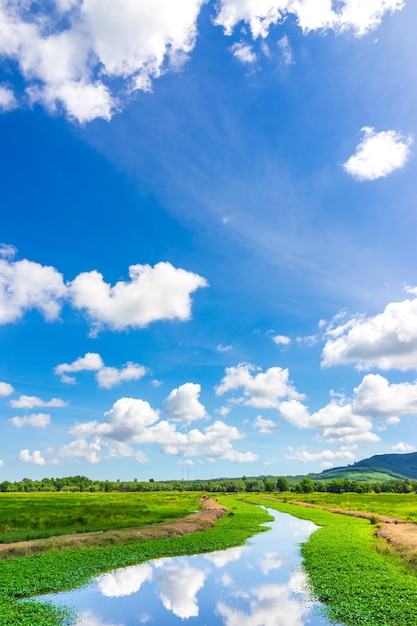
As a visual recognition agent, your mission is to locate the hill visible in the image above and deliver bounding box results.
[311,451,417,483]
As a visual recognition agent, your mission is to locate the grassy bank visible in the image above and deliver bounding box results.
[0,491,201,543]
[286,491,417,522]
[0,495,272,625]
[253,496,417,626]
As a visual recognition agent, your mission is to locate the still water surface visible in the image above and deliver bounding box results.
[39,509,343,626]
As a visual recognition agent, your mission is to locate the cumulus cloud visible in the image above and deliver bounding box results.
[55,352,104,383]
[271,334,291,346]
[0,381,14,396]
[322,291,417,371]
[0,0,205,122]
[254,415,281,433]
[69,262,208,334]
[214,0,404,38]
[9,413,51,428]
[215,363,303,408]
[98,564,153,598]
[0,257,66,324]
[165,383,207,422]
[158,564,206,619]
[96,363,147,389]
[10,395,66,409]
[286,445,357,463]
[18,449,46,465]
[352,374,417,418]
[390,442,416,453]
[64,396,257,463]
[343,127,413,181]
[0,1,404,123]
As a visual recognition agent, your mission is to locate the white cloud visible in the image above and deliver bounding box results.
[65,396,257,463]
[322,293,417,371]
[158,564,206,619]
[74,611,123,626]
[386,416,400,425]
[98,564,153,598]
[254,415,281,433]
[215,363,303,408]
[96,363,147,389]
[18,449,46,465]
[0,85,17,111]
[0,257,66,324]
[0,382,14,396]
[10,395,66,408]
[165,383,207,422]
[0,0,205,122]
[353,374,417,418]
[230,42,257,65]
[55,352,104,383]
[343,127,413,181]
[217,344,233,352]
[10,413,51,428]
[69,262,207,333]
[271,334,291,346]
[277,35,293,65]
[214,0,404,38]
[390,442,416,453]
[0,244,17,259]
[286,445,356,463]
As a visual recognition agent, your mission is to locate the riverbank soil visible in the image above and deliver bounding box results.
[0,496,227,559]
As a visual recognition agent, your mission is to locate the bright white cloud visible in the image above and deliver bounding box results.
[216,363,303,408]
[271,334,291,346]
[158,564,206,619]
[230,42,257,65]
[322,292,417,371]
[286,445,356,463]
[96,363,147,389]
[386,416,400,425]
[165,383,207,422]
[353,374,417,418]
[0,85,17,111]
[10,413,51,428]
[55,352,104,383]
[18,449,46,465]
[69,262,208,333]
[343,127,413,181]
[254,415,281,433]
[66,396,257,463]
[0,0,205,122]
[390,442,416,453]
[0,381,14,396]
[0,258,66,324]
[214,0,404,38]
[10,395,66,408]
[98,564,153,598]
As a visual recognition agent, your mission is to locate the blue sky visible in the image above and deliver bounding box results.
[1,0,417,481]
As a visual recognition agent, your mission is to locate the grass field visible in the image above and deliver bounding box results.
[0,491,201,543]
[286,491,417,522]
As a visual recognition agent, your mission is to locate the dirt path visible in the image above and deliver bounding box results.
[0,496,227,559]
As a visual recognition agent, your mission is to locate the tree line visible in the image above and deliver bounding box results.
[1,475,417,494]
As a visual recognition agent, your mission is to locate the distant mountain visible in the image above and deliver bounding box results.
[311,452,417,482]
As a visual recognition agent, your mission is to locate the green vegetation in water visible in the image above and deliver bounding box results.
[0,495,272,626]
[0,491,200,543]
[253,496,417,626]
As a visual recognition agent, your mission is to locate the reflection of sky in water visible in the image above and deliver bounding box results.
[36,510,343,626]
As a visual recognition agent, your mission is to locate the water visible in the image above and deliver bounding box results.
[36,509,342,626]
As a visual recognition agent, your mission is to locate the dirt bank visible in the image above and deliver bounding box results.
[0,496,227,559]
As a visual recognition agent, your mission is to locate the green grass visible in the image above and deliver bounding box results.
[0,495,272,625]
[0,491,200,542]
[253,495,417,626]
[288,491,417,523]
